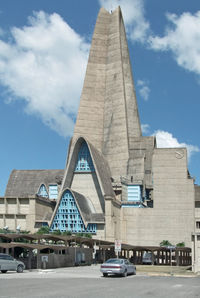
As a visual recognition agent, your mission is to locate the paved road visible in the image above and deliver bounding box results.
[0,265,199,298]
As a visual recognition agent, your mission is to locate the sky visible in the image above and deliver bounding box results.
[0,0,200,196]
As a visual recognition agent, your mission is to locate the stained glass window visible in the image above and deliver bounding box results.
[75,142,94,172]
[50,190,96,234]
[38,184,48,198]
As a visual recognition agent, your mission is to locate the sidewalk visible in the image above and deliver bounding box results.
[136,265,197,277]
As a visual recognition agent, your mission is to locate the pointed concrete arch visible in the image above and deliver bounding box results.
[62,136,115,199]
[50,187,104,231]
[37,183,49,198]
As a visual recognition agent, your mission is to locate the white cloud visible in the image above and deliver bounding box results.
[137,79,150,101]
[98,0,150,42]
[149,11,200,75]
[141,123,150,134]
[154,130,200,160]
[0,11,89,137]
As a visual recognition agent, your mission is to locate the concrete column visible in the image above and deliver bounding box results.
[194,234,198,272]
[37,249,41,269]
[11,247,14,258]
[28,249,33,270]
[16,198,19,214]
[175,250,179,266]
[103,249,106,263]
[5,198,8,214]
[151,251,155,265]
[157,250,160,265]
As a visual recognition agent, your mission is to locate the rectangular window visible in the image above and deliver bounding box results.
[49,185,58,199]
[196,221,200,229]
[19,198,29,205]
[127,185,142,202]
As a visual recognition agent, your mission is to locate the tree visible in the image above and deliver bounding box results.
[176,242,185,247]
[51,229,62,235]
[160,240,172,247]
[36,226,50,234]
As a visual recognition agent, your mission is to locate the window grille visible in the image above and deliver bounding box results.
[50,190,96,234]
[38,184,48,198]
[49,184,58,199]
[75,142,94,172]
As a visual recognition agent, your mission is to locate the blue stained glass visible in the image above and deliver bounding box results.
[50,190,96,234]
[38,184,48,198]
[75,142,94,172]
[49,184,58,199]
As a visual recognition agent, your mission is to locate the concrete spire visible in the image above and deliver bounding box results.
[73,8,110,152]
[72,7,142,179]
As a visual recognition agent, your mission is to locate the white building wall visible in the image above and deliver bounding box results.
[119,148,195,247]
[71,173,104,213]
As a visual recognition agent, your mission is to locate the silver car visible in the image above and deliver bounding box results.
[100,258,136,277]
[0,253,25,273]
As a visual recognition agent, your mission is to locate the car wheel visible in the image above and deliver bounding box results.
[1,270,7,273]
[122,269,127,277]
[17,265,23,273]
[103,273,108,277]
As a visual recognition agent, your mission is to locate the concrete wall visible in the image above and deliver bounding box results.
[35,199,54,221]
[195,204,200,232]
[105,197,121,242]
[192,234,200,272]
[39,247,93,269]
[71,173,104,213]
[113,148,195,247]
[0,197,54,233]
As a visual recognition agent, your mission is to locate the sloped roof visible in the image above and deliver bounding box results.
[72,190,104,224]
[50,188,104,228]
[63,137,115,198]
[5,169,64,197]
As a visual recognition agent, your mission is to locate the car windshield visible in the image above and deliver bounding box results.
[105,259,123,264]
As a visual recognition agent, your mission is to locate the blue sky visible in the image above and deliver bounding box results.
[0,0,200,196]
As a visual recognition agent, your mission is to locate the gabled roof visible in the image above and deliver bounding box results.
[50,188,104,228]
[5,169,64,197]
[62,137,115,198]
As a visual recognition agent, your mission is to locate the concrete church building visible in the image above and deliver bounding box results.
[1,7,200,260]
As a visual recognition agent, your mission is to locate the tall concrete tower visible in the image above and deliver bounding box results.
[71,7,142,181]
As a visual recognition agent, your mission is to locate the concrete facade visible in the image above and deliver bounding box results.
[0,196,54,232]
[0,6,199,270]
[63,6,195,248]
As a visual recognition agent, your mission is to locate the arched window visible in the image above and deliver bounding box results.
[38,184,48,198]
[50,190,96,233]
[75,142,94,172]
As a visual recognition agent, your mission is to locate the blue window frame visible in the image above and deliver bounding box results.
[50,190,96,234]
[127,185,142,202]
[38,184,48,198]
[75,142,94,172]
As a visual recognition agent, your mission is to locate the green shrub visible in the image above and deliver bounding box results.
[160,240,172,247]
[176,242,185,247]
[36,226,50,235]
[62,230,72,236]
[51,229,62,235]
